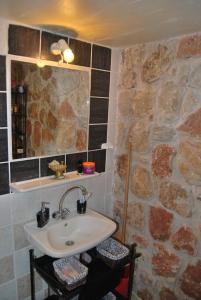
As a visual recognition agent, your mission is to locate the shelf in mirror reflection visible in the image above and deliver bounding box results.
[10,171,100,193]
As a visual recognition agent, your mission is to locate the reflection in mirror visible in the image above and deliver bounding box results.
[11,61,90,159]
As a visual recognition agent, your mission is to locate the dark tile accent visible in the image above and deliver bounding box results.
[92,44,111,70]
[69,39,91,67]
[0,129,8,162]
[90,97,109,124]
[8,25,40,58]
[40,155,65,177]
[0,93,7,127]
[66,152,87,172]
[10,159,39,182]
[41,31,69,61]
[0,163,9,195]
[91,70,110,97]
[88,125,107,150]
[88,150,106,173]
[0,56,6,91]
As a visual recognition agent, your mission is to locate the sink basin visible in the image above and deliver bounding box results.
[24,209,116,258]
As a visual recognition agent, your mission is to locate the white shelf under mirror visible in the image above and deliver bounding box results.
[10,171,101,192]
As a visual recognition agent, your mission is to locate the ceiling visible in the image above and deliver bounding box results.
[0,0,201,47]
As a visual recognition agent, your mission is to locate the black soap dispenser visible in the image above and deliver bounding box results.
[36,202,50,228]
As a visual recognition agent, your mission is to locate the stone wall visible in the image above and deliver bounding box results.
[114,33,201,299]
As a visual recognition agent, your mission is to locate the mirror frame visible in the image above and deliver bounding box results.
[7,54,91,161]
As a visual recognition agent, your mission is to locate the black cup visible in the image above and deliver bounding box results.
[77,200,87,214]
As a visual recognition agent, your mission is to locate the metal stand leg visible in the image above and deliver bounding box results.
[29,249,36,300]
[128,243,141,300]
[48,286,51,296]
[127,244,135,300]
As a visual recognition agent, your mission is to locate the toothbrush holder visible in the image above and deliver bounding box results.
[77,200,87,214]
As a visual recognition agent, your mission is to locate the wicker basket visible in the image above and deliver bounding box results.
[96,238,130,268]
[53,256,88,291]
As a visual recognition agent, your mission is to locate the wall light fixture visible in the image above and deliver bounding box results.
[50,39,74,64]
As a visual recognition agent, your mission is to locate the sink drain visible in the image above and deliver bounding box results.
[65,240,74,246]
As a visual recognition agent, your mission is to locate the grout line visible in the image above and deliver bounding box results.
[38,158,41,178]
[10,151,89,164]
[90,94,109,98]
[39,29,42,58]
[88,148,106,152]
[90,96,109,99]
[87,44,93,160]
[0,278,17,289]
[89,123,108,126]
[9,183,17,285]
[6,56,12,168]
[8,159,11,194]
[91,67,111,72]
[90,43,93,68]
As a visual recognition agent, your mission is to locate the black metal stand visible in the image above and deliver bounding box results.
[29,243,140,300]
[29,249,36,300]
[127,243,141,300]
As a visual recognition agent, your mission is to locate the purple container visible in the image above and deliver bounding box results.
[82,162,95,174]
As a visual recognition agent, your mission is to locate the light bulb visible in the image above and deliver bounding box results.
[58,39,68,51]
[63,48,74,63]
[50,39,74,63]
[51,42,61,56]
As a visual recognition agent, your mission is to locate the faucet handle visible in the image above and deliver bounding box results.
[52,208,70,220]
[61,208,70,219]
[52,211,61,220]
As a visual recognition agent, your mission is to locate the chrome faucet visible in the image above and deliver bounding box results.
[52,185,92,220]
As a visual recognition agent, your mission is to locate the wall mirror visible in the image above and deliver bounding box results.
[11,60,90,159]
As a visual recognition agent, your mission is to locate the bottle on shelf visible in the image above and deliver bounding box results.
[11,79,17,93]
[16,135,25,156]
[18,85,24,94]
[13,103,18,113]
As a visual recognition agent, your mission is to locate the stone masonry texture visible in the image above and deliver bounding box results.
[113,32,201,299]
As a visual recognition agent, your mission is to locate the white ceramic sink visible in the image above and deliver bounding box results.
[24,209,116,258]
